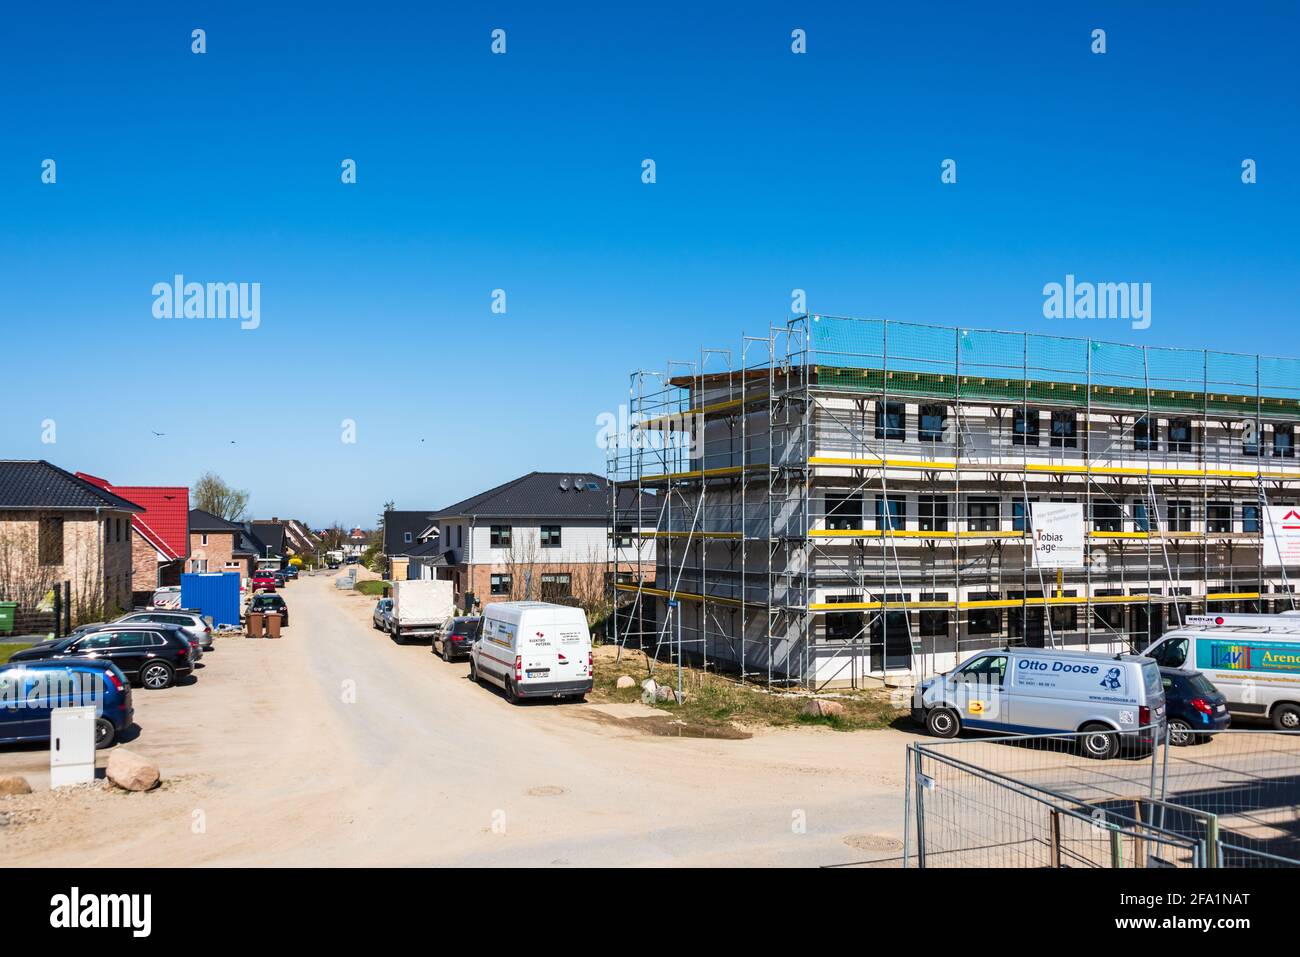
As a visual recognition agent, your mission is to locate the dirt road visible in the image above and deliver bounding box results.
[0,574,916,866]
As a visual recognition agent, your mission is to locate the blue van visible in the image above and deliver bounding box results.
[0,659,134,749]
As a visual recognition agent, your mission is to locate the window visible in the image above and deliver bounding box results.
[1168,417,1193,453]
[540,526,561,548]
[1011,500,1035,532]
[956,654,1008,685]
[824,595,863,642]
[1012,408,1040,446]
[1243,419,1261,456]
[1049,411,1078,449]
[875,495,905,531]
[192,559,208,572]
[1168,587,1192,626]
[1207,502,1232,534]
[490,525,512,548]
[1092,501,1122,533]
[825,493,863,531]
[1051,592,1078,632]
[967,497,1000,532]
[919,593,949,637]
[918,495,949,532]
[874,401,905,441]
[918,404,947,442]
[540,573,571,598]
[1149,637,1188,669]
[38,516,64,565]
[966,593,1002,635]
[1274,424,1295,458]
[403,532,412,544]
[200,533,209,546]
[1093,589,1124,630]
[1133,500,1150,533]
[1134,415,1157,452]
[1165,500,1192,532]
[1243,504,1261,534]
[490,574,512,595]
[115,518,122,542]
[611,524,633,547]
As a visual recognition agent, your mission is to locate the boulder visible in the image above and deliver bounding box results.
[801,699,846,718]
[616,675,636,689]
[655,685,677,703]
[0,775,32,796]
[105,749,160,792]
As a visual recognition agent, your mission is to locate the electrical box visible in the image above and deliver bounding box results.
[50,705,97,788]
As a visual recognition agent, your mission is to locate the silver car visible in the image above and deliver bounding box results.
[115,610,213,652]
[372,598,394,632]
[913,647,1166,759]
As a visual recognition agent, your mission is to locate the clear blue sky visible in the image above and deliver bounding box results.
[2,1,1296,527]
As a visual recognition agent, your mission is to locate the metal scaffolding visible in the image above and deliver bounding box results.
[607,316,1300,690]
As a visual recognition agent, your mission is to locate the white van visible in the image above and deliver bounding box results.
[469,602,593,704]
[1182,612,1300,632]
[914,647,1165,759]
[1145,627,1300,730]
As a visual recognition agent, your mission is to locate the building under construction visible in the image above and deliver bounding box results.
[607,316,1300,689]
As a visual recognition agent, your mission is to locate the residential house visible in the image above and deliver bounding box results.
[279,518,319,560]
[346,527,369,560]
[0,460,144,620]
[76,472,189,604]
[381,509,439,580]
[249,521,287,568]
[407,471,654,612]
[188,509,270,582]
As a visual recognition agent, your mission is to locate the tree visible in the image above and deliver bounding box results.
[193,472,250,521]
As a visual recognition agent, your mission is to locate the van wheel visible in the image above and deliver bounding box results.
[504,678,520,705]
[925,707,961,738]
[469,659,481,685]
[1081,724,1120,760]
[1167,718,1195,747]
[391,625,404,645]
[1271,703,1300,731]
[94,718,115,749]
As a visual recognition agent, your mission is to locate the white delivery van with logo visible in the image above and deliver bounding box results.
[1145,626,1300,730]
[1181,612,1300,631]
[469,601,593,704]
[914,647,1165,759]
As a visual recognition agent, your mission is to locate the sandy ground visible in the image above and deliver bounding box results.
[0,572,921,866]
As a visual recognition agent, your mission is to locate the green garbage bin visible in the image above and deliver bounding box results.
[0,602,16,635]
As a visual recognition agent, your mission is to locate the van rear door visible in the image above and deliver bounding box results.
[517,618,558,684]
[551,614,588,684]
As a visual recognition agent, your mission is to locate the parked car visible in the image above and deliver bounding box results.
[248,592,289,626]
[372,598,393,631]
[115,610,213,650]
[281,565,299,581]
[469,602,593,704]
[912,648,1166,759]
[1160,667,1231,745]
[434,616,481,662]
[0,659,133,748]
[250,571,278,592]
[8,623,195,690]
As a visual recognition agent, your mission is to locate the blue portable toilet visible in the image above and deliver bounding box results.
[181,572,242,629]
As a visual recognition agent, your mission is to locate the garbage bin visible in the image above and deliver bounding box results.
[246,611,264,638]
[0,602,16,635]
[264,612,282,639]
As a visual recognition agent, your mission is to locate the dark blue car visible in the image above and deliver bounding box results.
[0,659,134,749]
[1160,667,1230,746]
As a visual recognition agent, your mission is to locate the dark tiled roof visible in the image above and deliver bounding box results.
[250,522,286,557]
[383,509,439,555]
[0,461,145,512]
[433,472,614,520]
[188,508,241,532]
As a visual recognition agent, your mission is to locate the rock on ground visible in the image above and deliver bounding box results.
[801,699,846,718]
[0,775,32,796]
[616,675,636,689]
[106,749,160,792]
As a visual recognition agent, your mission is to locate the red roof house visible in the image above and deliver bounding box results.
[76,472,190,597]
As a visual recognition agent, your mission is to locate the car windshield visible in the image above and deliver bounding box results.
[452,621,479,636]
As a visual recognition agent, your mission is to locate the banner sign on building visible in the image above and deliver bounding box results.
[1263,506,1300,568]
[1030,502,1085,568]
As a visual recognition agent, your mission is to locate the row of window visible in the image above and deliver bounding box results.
[488,572,571,596]
[826,493,1275,533]
[870,402,1298,455]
